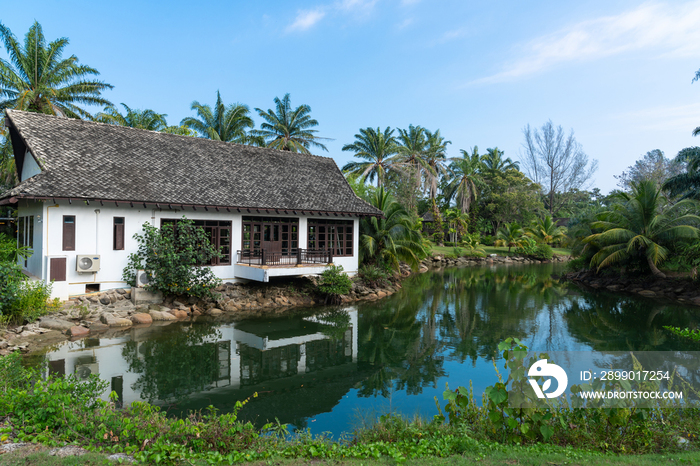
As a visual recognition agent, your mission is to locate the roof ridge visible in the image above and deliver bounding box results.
[6,109,334,161]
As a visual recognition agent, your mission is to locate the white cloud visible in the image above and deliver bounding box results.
[400,0,420,6]
[336,0,379,13]
[473,1,700,84]
[286,8,327,32]
[396,17,414,30]
[437,28,466,43]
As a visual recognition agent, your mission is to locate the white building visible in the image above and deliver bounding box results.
[1,110,382,300]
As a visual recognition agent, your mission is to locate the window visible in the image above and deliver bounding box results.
[308,219,353,256]
[113,217,125,250]
[18,216,34,266]
[241,217,299,255]
[160,219,232,266]
[62,216,75,251]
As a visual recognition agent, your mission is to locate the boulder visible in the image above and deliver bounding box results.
[376,291,387,298]
[130,313,153,325]
[209,308,223,316]
[100,313,133,327]
[149,310,177,321]
[638,290,657,298]
[168,309,188,319]
[39,317,75,332]
[49,446,88,458]
[88,322,110,332]
[99,295,111,305]
[67,326,90,338]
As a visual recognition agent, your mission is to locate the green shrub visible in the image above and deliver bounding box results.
[480,234,494,246]
[0,262,52,324]
[123,218,222,299]
[0,232,32,263]
[318,265,352,304]
[533,243,553,260]
[663,326,700,343]
[565,256,589,272]
[358,264,389,288]
[513,238,552,260]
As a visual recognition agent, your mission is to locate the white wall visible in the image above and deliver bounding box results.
[20,200,360,299]
[20,150,42,181]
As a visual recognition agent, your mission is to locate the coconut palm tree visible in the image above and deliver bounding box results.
[526,215,567,245]
[252,93,329,153]
[444,147,484,214]
[584,179,700,278]
[495,222,526,253]
[95,104,168,131]
[360,187,426,271]
[423,129,451,200]
[444,208,468,243]
[341,127,398,188]
[663,147,700,200]
[481,147,519,174]
[181,91,254,144]
[0,21,113,118]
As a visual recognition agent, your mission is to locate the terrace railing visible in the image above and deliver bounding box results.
[236,248,333,267]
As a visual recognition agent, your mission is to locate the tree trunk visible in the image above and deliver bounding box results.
[646,255,666,278]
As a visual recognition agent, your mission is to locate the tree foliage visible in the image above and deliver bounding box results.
[615,149,682,191]
[584,180,700,277]
[181,91,254,144]
[342,127,398,188]
[96,103,168,131]
[252,93,329,153]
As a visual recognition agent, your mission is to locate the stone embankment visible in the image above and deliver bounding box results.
[565,270,700,306]
[421,253,570,271]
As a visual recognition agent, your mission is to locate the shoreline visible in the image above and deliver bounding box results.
[1,254,570,357]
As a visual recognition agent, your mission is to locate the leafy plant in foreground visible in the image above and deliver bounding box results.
[318,265,352,304]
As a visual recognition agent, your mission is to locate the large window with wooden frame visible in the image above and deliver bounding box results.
[241,216,298,255]
[113,217,125,250]
[62,215,75,251]
[160,219,232,266]
[308,219,353,257]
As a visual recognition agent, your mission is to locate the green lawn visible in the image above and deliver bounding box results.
[429,243,571,257]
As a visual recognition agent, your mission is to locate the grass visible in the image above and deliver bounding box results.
[429,243,571,257]
[2,446,699,466]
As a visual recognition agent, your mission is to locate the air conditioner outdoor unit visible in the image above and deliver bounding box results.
[135,269,152,288]
[76,255,100,273]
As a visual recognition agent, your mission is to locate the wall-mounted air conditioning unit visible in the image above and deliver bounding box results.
[74,356,99,380]
[76,255,100,273]
[135,269,151,287]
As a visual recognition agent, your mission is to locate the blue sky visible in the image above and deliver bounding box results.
[3,0,700,193]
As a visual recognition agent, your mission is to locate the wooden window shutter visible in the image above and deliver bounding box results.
[113,217,125,250]
[62,216,75,251]
[50,257,67,282]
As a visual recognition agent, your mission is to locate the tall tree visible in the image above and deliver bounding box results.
[252,93,329,153]
[663,147,700,200]
[341,127,398,188]
[481,147,519,173]
[444,147,483,214]
[585,179,700,278]
[391,125,434,212]
[423,129,451,200]
[95,104,168,131]
[525,215,567,245]
[520,120,598,216]
[181,91,254,143]
[614,149,682,191]
[0,21,112,118]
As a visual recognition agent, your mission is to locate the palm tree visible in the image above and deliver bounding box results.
[481,147,519,173]
[423,129,451,200]
[584,179,700,278]
[391,125,435,186]
[0,21,113,118]
[444,208,468,243]
[495,222,526,253]
[525,215,567,245]
[181,91,254,144]
[341,127,398,188]
[252,93,329,153]
[444,147,484,214]
[360,187,427,271]
[95,104,168,131]
[663,147,700,200]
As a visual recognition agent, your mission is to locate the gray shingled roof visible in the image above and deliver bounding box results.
[1,110,382,216]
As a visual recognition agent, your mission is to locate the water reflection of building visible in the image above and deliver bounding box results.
[44,309,358,417]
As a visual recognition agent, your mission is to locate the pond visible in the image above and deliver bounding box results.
[35,263,700,437]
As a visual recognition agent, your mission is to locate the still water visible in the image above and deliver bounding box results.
[37,264,700,436]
